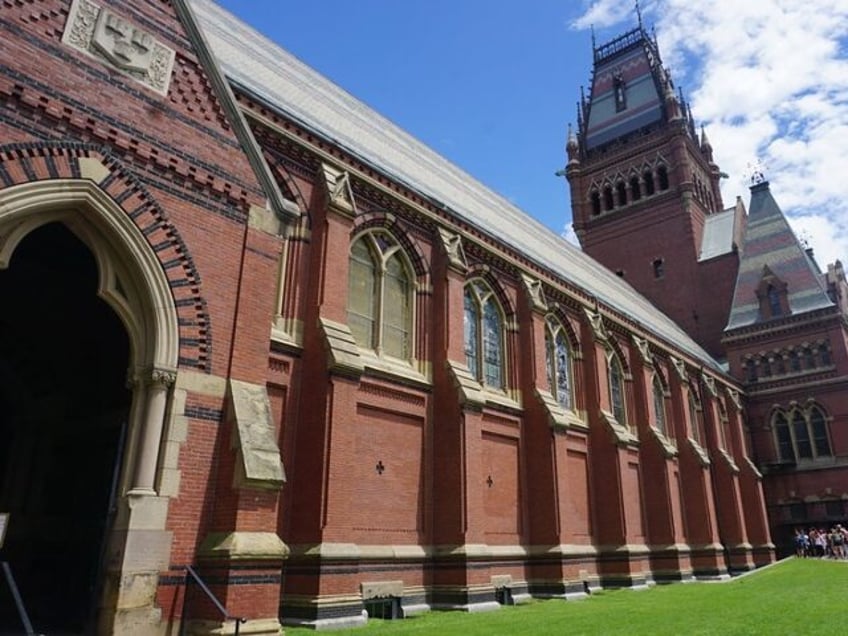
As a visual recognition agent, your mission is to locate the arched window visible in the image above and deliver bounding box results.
[657,165,669,191]
[717,398,729,450]
[819,343,832,366]
[603,186,615,211]
[630,176,641,201]
[767,285,782,317]
[775,406,832,461]
[810,406,831,456]
[591,190,601,216]
[652,375,667,436]
[804,347,816,369]
[789,350,801,372]
[643,170,655,196]
[745,358,758,382]
[688,387,704,444]
[545,317,574,410]
[774,411,793,462]
[348,232,412,359]
[464,280,505,389]
[616,181,627,207]
[613,73,627,111]
[608,351,627,426]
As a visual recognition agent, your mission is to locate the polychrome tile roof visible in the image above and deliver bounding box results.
[726,182,833,330]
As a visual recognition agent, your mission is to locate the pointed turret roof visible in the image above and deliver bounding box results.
[581,25,683,151]
[725,181,833,330]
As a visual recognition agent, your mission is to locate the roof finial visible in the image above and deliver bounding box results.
[636,0,643,30]
[591,24,596,52]
[745,159,768,187]
[700,124,712,149]
[566,123,580,164]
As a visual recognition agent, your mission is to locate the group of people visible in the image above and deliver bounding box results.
[794,525,847,558]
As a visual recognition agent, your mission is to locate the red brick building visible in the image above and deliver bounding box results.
[0,2,776,634]
[566,26,848,561]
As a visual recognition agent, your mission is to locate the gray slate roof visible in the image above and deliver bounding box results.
[699,206,738,262]
[189,0,720,370]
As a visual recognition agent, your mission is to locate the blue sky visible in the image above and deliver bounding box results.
[213,0,848,267]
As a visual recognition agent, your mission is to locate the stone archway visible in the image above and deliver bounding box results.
[0,179,180,633]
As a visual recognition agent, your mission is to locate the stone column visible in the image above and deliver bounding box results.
[129,367,176,496]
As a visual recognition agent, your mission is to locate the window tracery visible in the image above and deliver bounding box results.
[773,404,832,462]
[464,279,505,389]
[545,316,574,410]
[348,230,412,359]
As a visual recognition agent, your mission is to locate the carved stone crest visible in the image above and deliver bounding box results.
[62,0,176,96]
[437,227,468,272]
[669,355,688,382]
[701,374,718,398]
[631,335,653,366]
[93,10,154,73]
[319,163,357,217]
[582,308,608,344]
[519,273,547,313]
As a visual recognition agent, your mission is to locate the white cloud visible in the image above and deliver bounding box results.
[571,0,634,30]
[572,0,848,268]
[561,222,581,247]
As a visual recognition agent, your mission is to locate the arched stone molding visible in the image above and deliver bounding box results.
[0,141,211,369]
[0,177,183,631]
[0,178,180,489]
[353,211,431,284]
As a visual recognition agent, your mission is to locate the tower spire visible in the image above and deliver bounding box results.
[636,0,643,30]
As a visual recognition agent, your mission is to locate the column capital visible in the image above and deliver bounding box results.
[149,367,177,388]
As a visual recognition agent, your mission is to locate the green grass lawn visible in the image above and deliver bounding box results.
[284,558,847,635]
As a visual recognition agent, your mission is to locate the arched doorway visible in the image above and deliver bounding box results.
[0,177,181,634]
[0,222,131,632]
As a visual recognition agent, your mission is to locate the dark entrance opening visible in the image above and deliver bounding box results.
[0,223,130,634]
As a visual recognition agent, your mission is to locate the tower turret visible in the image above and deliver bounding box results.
[565,21,738,359]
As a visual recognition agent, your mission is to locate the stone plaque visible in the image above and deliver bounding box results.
[62,0,176,96]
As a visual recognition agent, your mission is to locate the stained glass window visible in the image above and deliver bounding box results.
[546,318,573,410]
[348,239,376,349]
[464,280,505,389]
[653,376,666,436]
[609,353,626,425]
[464,289,479,379]
[483,298,503,388]
[347,232,412,360]
[688,389,703,444]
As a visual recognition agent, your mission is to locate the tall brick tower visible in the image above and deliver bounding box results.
[565,24,743,360]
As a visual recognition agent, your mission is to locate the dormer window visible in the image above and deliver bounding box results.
[755,268,789,320]
[613,72,627,112]
[767,285,782,316]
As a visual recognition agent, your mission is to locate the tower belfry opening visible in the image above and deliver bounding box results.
[0,222,130,633]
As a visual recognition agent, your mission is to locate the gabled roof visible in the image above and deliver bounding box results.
[189,0,721,370]
[725,181,833,330]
